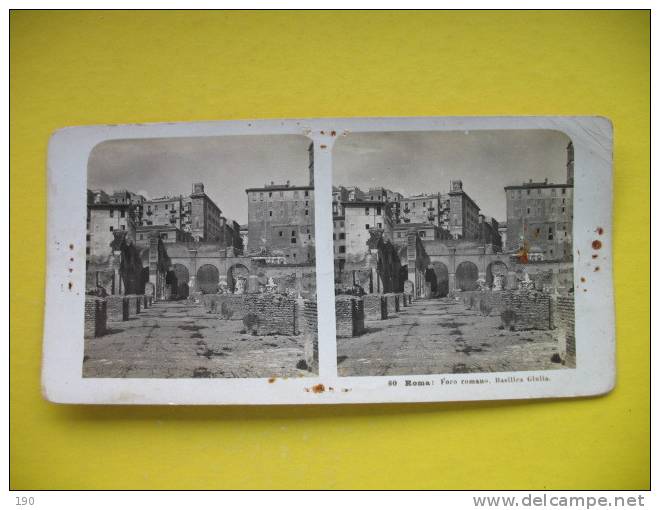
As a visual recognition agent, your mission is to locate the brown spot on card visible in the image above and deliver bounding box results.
[268,377,276,384]
[311,384,325,394]
[68,282,73,290]
[320,144,327,149]
[580,277,586,283]
[592,254,598,259]
[596,227,604,235]
[69,244,74,250]
[592,240,602,250]
[594,266,600,272]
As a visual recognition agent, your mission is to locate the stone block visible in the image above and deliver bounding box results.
[84,297,106,338]
[335,296,365,338]
[363,294,387,320]
[244,293,297,336]
[106,295,128,322]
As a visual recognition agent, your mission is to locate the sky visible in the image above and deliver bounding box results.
[88,129,571,226]
[333,130,571,222]
[88,135,312,225]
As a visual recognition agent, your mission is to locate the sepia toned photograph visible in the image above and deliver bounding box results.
[82,135,319,378]
[332,130,577,376]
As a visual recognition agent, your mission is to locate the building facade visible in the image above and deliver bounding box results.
[342,201,395,258]
[245,183,315,263]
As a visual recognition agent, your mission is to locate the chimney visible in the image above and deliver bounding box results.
[192,182,204,194]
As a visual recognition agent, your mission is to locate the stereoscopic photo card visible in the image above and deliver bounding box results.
[42,116,615,405]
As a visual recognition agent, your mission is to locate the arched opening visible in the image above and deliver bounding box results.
[227,263,249,294]
[425,268,437,295]
[456,261,479,291]
[197,264,220,294]
[431,262,449,297]
[486,261,508,290]
[171,263,190,299]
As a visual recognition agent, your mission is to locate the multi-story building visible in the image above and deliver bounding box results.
[135,224,193,246]
[448,180,481,240]
[504,143,574,261]
[342,200,394,258]
[86,196,137,264]
[399,193,442,226]
[478,215,502,250]
[245,181,315,263]
[393,222,450,247]
[143,195,185,229]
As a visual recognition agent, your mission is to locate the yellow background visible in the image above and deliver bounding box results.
[10,11,650,489]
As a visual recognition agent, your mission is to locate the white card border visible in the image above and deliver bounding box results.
[41,116,615,405]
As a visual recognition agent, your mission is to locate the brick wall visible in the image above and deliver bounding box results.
[553,295,576,367]
[302,299,319,371]
[202,294,247,319]
[106,295,128,322]
[244,294,297,336]
[502,291,552,331]
[460,289,552,331]
[84,297,106,338]
[335,296,365,337]
[363,294,387,320]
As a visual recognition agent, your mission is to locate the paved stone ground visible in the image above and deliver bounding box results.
[337,297,568,376]
[83,301,315,378]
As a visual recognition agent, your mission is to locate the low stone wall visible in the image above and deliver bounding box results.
[106,295,128,322]
[363,294,387,320]
[302,299,319,372]
[460,289,552,331]
[553,295,576,367]
[84,297,106,338]
[244,294,297,336]
[202,294,247,319]
[335,296,365,338]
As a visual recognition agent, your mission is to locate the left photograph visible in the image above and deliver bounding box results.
[83,135,319,378]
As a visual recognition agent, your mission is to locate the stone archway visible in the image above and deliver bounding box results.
[430,262,449,297]
[425,268,437,296]
[486,260,508,290]
[227,263,249,294]
[197,264,220,294]
[171,263,190,299]
[456,261,479,291]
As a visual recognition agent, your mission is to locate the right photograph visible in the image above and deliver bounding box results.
[332,130,576,376]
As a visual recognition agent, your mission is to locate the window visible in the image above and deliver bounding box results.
[109,226,113,231]
[377,222,382,229]
[562,207,565,213]
[279,231,283,237]
[422,202,426,207]
[397,232,401,238]
[526,190,530,195]
[162,233,168,240]
[370,196,374,200]
[305,210,309,215]
[121,225,126,230]
[526,208,530,215]
[259,193,264,200]
[339,233,345,240]
[376,206,381,215]
[537,189,542,195]
[139,234,144,240]
[551,188,556,195]
[109,209,114,218]
[86,247,90,255]
[561,188,566,194]
[269,211,273,217]
[419,231,426,237]
[293,253,297,259]
[292,230,296,236]
[279,191,283,197]
[120,210,125,218]
[304,191,309,197]
[548,227,554,240]
[333,233,336,240]
[268,192,272,198]
[340,221,344,228]
[251,194,256,201]
[339,246,346,253]
[305,201,309,206]
[365,207,370,215]
[155,205,158,211]
[365,224,370,230]
[294,191,299,198]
